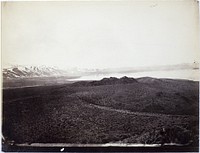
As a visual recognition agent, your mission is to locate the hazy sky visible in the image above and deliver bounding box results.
[2,1,199,69]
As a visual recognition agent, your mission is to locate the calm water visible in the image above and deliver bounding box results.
[72,69,199,81]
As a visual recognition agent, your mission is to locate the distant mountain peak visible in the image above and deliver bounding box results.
[3,65,71,79]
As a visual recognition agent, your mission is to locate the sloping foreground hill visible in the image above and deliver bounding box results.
[72,77,198,115]
[2,77,199,148]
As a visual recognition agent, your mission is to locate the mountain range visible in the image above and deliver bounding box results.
[3,66,72,79]
[3,62,199,80]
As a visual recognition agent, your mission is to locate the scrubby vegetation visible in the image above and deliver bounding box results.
[2,77,199,147]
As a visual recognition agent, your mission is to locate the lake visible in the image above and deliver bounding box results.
[72,69,199,81]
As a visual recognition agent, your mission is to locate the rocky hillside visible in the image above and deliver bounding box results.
[3,77,199,147]
[73,76,137,86]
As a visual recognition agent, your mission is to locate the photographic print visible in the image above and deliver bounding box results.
[2,0,199,152]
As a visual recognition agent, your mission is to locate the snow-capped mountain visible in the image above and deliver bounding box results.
[3,66,72,79]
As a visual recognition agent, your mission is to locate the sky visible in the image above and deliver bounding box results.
[2,0,200,69]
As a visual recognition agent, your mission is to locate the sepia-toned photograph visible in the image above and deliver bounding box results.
[1,0,199,152]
